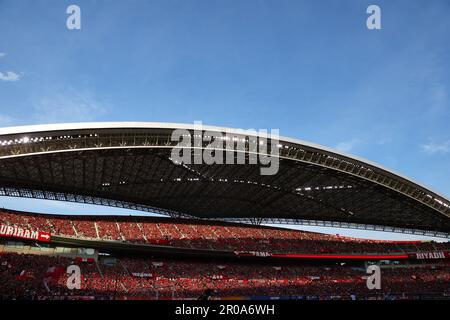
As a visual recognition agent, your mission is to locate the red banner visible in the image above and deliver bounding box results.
[271,253,409,260]
[74,257,95,263]
[234,251,272,257]
[0,224,51,242]
[132,272,153,278]
[38,231,51,242]
[413,251,450,260]
[234,250,410,260]
[148,239,169,245]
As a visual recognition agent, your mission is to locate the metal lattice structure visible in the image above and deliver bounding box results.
[0,122,449,237]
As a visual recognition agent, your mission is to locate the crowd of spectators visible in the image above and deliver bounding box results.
[0,251,449,300]
[1,209,449,255]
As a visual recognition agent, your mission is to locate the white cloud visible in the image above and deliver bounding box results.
[421,141,450,155]
[0,71,20,81]
[376,137,390,146]
[0,114,13,125]
[335,139,360,153]
[33,87,107,123]
[429,83,448,115]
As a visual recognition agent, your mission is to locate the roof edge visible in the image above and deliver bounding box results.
[0,121,449,203]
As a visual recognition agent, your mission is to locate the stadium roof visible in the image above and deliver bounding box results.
[0,122,449,238]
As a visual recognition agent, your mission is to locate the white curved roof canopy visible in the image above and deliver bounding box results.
[0,122,449,235]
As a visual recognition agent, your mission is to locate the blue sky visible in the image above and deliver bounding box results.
[0,0,449,240]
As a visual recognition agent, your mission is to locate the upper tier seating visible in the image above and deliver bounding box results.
[1,209,449,255]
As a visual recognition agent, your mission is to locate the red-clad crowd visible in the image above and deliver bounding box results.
[1,209,449,255]
[0,252,449,300]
